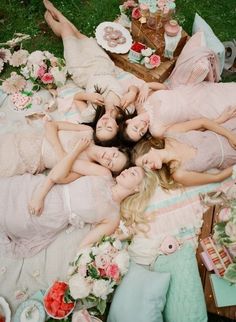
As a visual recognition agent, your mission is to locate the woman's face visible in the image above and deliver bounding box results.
[135,148,162,170]
[116,166,144,190]
[125,114,149,142]
[98,147,128,173]
[96,114,118,141]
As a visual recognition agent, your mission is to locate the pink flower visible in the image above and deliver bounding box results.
[132,7,141,19]
[2,72,26,94]
[41,72,54,84]
[37,65,47,78]
[123,0,136,9]
[95,254,110,270]
[10,49,29,67]
[0,59,4,74]
[149,54,161,67]
[105,264,120,281]
[0,48,11,63]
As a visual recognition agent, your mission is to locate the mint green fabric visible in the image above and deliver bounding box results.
[192,13,225,73]
[107,262,170,322]
[154,244,207,322]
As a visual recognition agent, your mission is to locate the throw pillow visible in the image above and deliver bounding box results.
[192,13,225,73]
[107,262,170,322]
[154,243,207,322]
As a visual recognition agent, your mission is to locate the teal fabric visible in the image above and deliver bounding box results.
[154,244,207,322]
[192,13,225,73]
[107,262,170,322]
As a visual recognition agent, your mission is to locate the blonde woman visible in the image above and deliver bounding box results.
[0,140,158,259]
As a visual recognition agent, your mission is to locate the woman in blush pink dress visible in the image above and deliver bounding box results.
[133,116,236,186]
[119,32,236,143]
[0,138,158,259]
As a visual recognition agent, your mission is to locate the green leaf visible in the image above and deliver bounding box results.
[63,287,75,303]
[223,263,236,284]
[32,84,40,91]
[96,298,107,315]
[87,264,99,279]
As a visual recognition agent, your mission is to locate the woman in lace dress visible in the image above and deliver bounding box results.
[0,139,158,259]
[43,0,140,146]
[118,32,236,144]
[133,117,236,186]
[0,120,130,178]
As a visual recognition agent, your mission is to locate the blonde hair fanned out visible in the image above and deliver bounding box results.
[120,168,159,235]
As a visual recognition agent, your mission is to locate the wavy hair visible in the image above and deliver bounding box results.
[120,168,159,235]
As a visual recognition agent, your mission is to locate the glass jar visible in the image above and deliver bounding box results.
[147,8,157,30]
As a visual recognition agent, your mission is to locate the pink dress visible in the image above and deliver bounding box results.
[0,127,92,177]
[143,31,236,137]
[166,118,236,172]
[0,174,119,258]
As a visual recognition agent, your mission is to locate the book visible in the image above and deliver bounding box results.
[209,274,236,307]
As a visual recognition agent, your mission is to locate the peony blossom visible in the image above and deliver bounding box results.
[50,66,67,87]
[41,72,54,84]
[0,48,11,63]
[2,72,26,94]
[27,50,45,65]
[149,54,161,67]
[95,254,110,269]
[10,49,29,67]
[68,274,91,299]
[132,7,141,20]
[105,264,120,281]
[76,248,92,266]
[113,250,130,275]
[92,279,113,300]
[43,51,55,60]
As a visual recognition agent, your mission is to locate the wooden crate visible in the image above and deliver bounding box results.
[131,18,188,61]
[109,51,176,82]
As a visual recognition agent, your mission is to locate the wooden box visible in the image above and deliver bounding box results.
[109,51,176,82]
[131,18,188,61]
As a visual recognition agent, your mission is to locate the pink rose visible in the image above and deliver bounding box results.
[41,72,54,84]
[94,254,110,269]
[37,65,46,78]
[105,264,120,281]
[149,54,161,67]
[132,7,141,20]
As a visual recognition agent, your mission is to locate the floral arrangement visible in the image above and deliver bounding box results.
[128,42,161,69]
[213,200,236,283]
[119,0,138,20]
[64,236,130,317]
[0,47,68,95]
[157,0,176,14]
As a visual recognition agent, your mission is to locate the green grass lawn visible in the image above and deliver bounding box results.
[0,0,235,79]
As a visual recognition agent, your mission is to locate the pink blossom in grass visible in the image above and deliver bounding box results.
[0,48,11,63]
[2,72,26,94]
[41,72,54,84]
[10,49,29,67]
[0,59,4,74]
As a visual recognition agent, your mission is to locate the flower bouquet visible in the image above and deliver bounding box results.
[128,42,161,69]
[65,236,130,316]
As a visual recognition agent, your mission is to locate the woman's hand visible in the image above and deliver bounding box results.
[137,83,149,104]
[28,196,45,216]
[228,133,236,149]
[73,137,91,154]
[87,93,104,105]
[120,90,136,109]
[215,105,236,124]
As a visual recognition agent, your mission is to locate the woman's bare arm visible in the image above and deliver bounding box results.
[74,92,104,105]
[78,217,120,250]
[173,167,233,186]
[168,117,236,147]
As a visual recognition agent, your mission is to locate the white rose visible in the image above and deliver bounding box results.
[141,47,153,57]
[225,222,236,241]
[43,51,54,59]
[98,242,112,254]
[68,274,91,299]
[144,56,150,64]
[50,66,67,87]
[92,280,113,300]
[27,50,45,65]
[76,248,92,266]
[113,239,122,250]
[20,66,30,79]
[113,251,130,275]
[28,64,40,79]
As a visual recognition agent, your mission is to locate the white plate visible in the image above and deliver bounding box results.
[0,297,11,322]
[95,21,132,54]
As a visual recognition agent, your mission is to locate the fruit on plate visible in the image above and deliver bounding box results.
[43,281,75,319]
